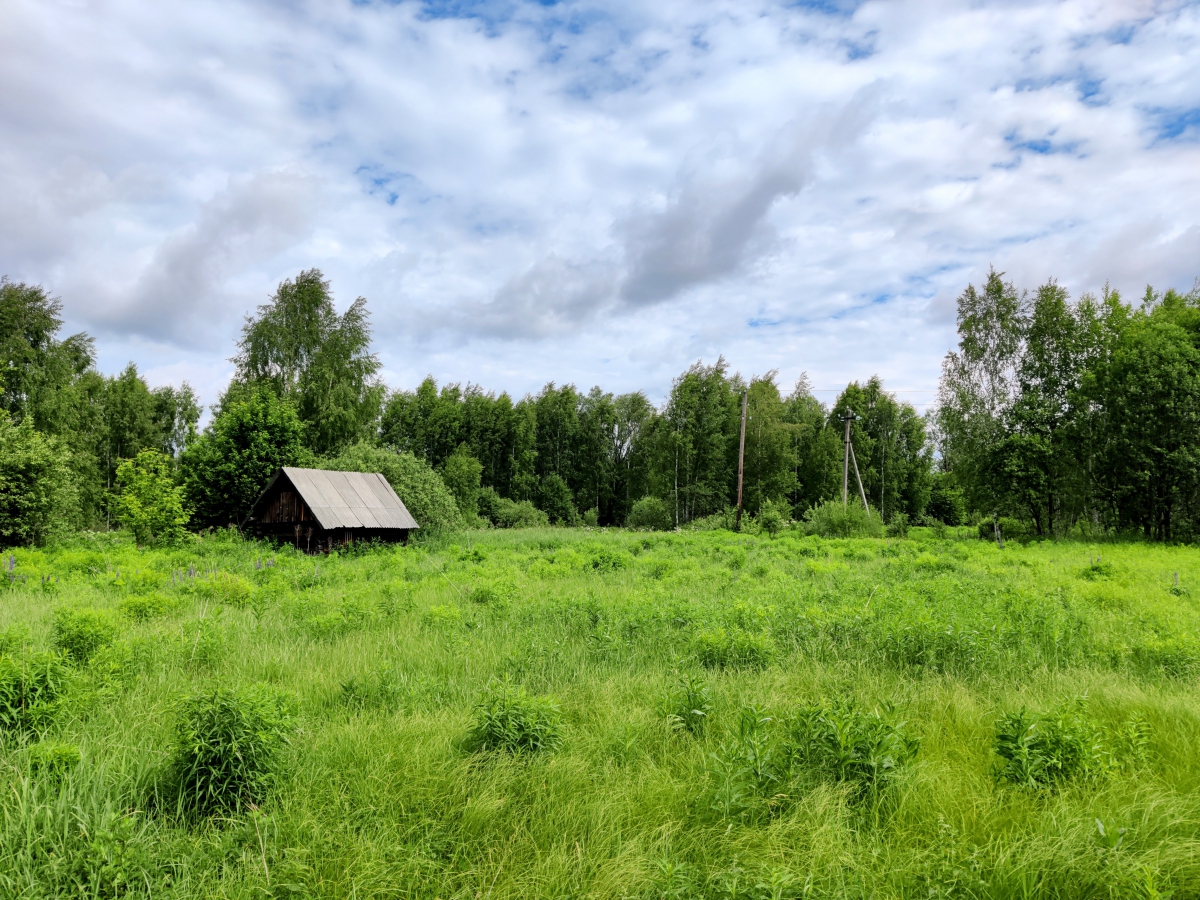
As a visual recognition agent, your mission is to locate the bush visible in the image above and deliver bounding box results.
[885,512,909,539]
[479,488,550,529]
[320,443,460,530]
[467,681,563,754]
[0,412,78,546]
[469,581,516,606]
[978,516,1032,543]
[53,607,120,664]
[787,699,918,795]
[537,474,578,526]
[693,627,774,670]
[440,445,483,521]
[993,706,1102,789]
[803,500,883,538]
[120,593,181,621]
[114,450,189,547]
[627,496,673,531]
[181,385,308,529]
[0,651,69,733]
[926,474,967,526]
[755,499,788,537]
[169,684,294,816]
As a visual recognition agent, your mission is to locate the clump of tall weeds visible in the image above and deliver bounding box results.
[53,607,120,664]
[167,684,294,817]
[466,680,563,754]
[662,673,713,736]
[0,651,70,735]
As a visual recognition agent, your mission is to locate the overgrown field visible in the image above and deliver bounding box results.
[2,528,1200,898]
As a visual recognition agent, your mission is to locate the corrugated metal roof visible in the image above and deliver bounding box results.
[269,467,419,530]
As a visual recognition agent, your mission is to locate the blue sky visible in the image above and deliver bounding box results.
[2,0,1198,411]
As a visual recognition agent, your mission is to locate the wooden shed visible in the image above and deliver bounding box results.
[245,467,419,552]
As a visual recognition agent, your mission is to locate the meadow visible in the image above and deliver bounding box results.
[1,526,1199,899]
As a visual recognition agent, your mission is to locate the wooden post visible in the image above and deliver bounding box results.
[735,390,748,531]
[842,412,853,509]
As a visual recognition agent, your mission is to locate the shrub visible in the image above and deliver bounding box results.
[537,474,578,526]
[53,607,119,664]
[663,673,712,736]
[0,412,78,545]
[320,443,461,531]
[926,474,967,526]
[803,500,883,538]
[693,627,774,670]
[119,593,180,621]
[755,499,788,537]
[469,581,516,606]
[787,699,918,795]
[28,741,81,781]
[993,706,1103,788]
[885,512,909,539]
[114,450,189,547]
[479,489,550,529]
[181,385,308,529]
[0,651,69,733]
[627,496,673,531]
[440,445,483,521]
[169,684,294,816]
[196,571,254,608]
[467,681,563,754]
[977,517,1032,543]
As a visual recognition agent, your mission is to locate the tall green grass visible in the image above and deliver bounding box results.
[0,525,1199,897]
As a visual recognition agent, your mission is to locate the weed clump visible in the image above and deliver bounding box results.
[469,581,516,606]
[993,705,1104,788]
[119,592,180,621]
[467,681,563,754]
[0,651,69,734]
[168,684,294,816]
[662,673,712,735]
[27,740,81,781]
[693,627,774,670]
[788,699,918,795]
[803,500,883,538]
[53,607,120,664]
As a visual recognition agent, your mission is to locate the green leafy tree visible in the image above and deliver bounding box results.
[0,412,77,545]
[181,386,308,528]
[741,372,798,515]
[783,375,842,516]
[235,269,383,455]
[115,449,189,546]
[441,445,483,520]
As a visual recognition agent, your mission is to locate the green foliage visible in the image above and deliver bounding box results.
[479,487,549,528]
[467,681,563,754]
[993,705,1103,788]
[441,445,483,521]
[119,592,180,621]
[169,684,294,816]
[0,411,77,545]
[926,473,967,525]
[53,607,119,663]
[693,627,774,670]
[754,498,788,537]
[0,651,69,733]
[885,512,909,538]
[537,473,579,525]
[234,269,384,455]
[320,442,460,530]
[788,699,918,795]
[181,385,308,528]
[626,495,672,530]
[663,673,712,735]
[27,740,81,780]
[114,449,188,547]
[803,499,883,538]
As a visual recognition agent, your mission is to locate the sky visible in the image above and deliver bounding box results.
[2,0,1199,413]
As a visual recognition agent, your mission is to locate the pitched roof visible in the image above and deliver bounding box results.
[257,467,419,531]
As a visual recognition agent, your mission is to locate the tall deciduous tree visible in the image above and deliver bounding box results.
[235,269,383,455]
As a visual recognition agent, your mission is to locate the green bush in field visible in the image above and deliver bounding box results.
[467,681,563,754]
[27,741,81,781]
[169,684,294,816]
[754,499,788,537]
[993,706,1103,789]
[663,673,712,736]
[627,496,673,531]
[693,627,774,670]
[803,499,883,538]
[469,581,516,606]
[119,593,180,621]
[479,488,549,529]
[787,700,918,795]
[0,411,78,546]
[0,651,69,734]
[440,445,483,521]
[53,607,119,663]
[885,512,909,538]
[114,449,189,547]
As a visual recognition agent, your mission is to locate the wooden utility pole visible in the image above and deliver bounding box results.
[841,410,870,512]
[735,390,748,530]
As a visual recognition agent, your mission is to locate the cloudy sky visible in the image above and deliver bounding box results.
[2,0,1199,411]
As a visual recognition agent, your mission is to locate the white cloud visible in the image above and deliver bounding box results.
[0,0,1198,405]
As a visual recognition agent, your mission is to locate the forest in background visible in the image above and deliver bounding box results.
[2,266,1199,545]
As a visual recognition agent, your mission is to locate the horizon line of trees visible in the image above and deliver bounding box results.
[4,264,1198,546]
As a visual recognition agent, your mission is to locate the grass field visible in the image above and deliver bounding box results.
[2,526,1200,898]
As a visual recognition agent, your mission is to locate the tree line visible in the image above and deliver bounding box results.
[4,264,1197,545]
